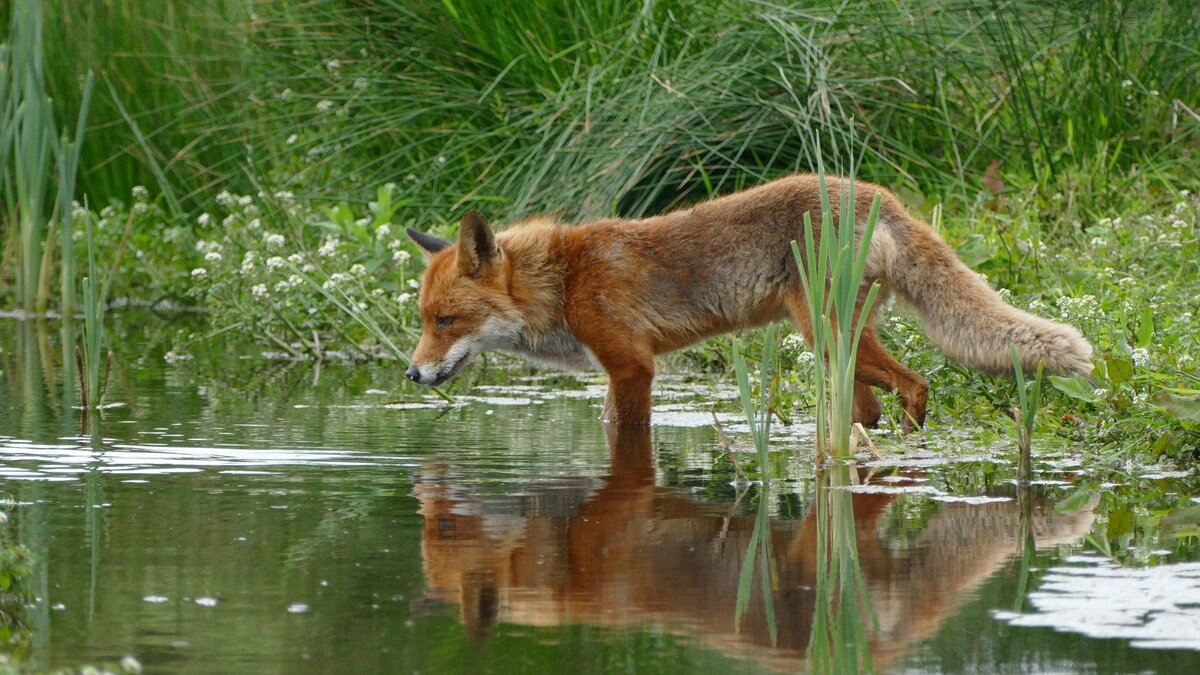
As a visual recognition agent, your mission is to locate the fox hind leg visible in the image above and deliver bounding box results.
[853,327,928,432]
[853,382,883,428]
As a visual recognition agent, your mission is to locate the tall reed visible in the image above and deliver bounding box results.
[732,323,781,472]
[6,0,57,314]
[78,205,109,410]
[793,156,881,460]
[54,72,95,318]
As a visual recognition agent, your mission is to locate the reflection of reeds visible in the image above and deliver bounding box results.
[792,154,881,461]
[1010,345,1044,483]
[808,465,877,674]
[734,486,777,644]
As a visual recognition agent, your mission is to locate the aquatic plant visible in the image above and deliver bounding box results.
[1011,345,1045,483]
[78,205,111,410]
[732,322,781,473]
[4,0,57,314]
[1,0,95,316]
[793,155,881,461]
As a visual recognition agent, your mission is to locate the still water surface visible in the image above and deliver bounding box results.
[1,316,1199,673]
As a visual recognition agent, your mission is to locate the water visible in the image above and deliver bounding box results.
[1,315,1200,673]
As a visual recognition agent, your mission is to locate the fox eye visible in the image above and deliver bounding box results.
[435,316,455,330]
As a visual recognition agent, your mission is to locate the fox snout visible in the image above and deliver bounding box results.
[405,346,472,387]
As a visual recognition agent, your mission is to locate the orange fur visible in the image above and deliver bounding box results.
[405,174,1093,428]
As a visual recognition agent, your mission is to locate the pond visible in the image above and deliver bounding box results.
[1,314,1199,673]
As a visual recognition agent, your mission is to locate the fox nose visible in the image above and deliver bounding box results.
[405,365,420,382]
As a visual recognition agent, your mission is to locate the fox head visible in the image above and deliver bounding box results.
[403,212,523,386]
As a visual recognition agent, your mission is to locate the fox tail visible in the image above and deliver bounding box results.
[880,216,1093,377]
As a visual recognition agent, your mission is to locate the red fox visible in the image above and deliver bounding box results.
[404,174,1093,429]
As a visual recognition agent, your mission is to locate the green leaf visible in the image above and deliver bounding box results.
[1106,355,1134,386]
[1049,375,1099,402]
[1136,306,1154,348]
[1157,392,1200,423]
[956,233,994,268]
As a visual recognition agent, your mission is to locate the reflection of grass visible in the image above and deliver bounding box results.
[808,465,877,673]
[734,486,777,644]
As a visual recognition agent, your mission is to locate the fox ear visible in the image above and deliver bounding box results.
[406,227,452,258]
[457,211,501,277]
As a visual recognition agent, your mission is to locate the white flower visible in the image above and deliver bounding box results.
[388,239,404,250]
[316,99,334,112]
[244,204,260,218]
[132,202,149,216]
[375,223,391,240]
[318,237,340,257]
[350,263,367,276]
[120,655,143,674]
[72,201,88,221]
[241,251,257,274]
[1121,79,1133,88]
[322,271,353,290]
[406,278,420,290]
[204,250,223,263]
[251,284,268,298]
[216,190,235,207]
[279,88,293,100]
[1132,347,1149,365]
[436,155,447,165]
[274,279,293,293]
[266,256,286,270]
[326,59,341,70]
[392,249,411,264]
[286,133,299,145]
[247,218,262,230]
[132,185,149,202]
[353,77,369,90]
[238,195,253,207]
[274,190,295,201]
[264,232,286,248]
[223,214,237,228]
[197,213,212,227]
[396,292,413,305]
[371,288,385,298]
[287,253,304,264]
[191,267,208,279]
[101,205,116,218]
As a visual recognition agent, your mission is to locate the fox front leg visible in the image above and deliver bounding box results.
[594,351,656,426]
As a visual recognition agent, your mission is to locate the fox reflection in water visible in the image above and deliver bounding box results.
[415,426,1096,668]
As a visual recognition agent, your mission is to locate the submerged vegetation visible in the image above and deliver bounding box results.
[1,0,1199,459]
